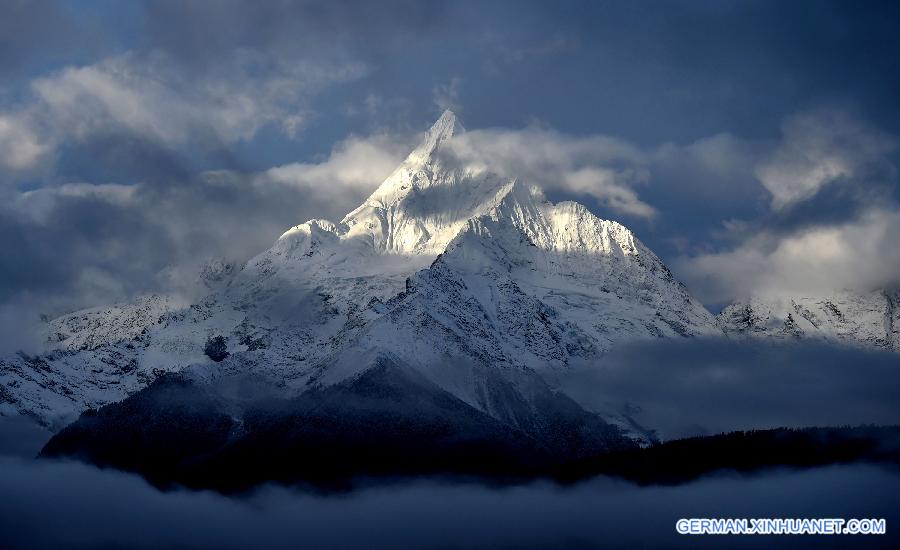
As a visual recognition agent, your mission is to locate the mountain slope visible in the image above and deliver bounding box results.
[322,182,718,386]
[41,361,635,491]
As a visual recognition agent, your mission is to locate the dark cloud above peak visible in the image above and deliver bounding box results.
[138,0,457,70]
[0,1,94,78]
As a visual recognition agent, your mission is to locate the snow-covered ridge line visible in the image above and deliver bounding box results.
[718,289,900,351]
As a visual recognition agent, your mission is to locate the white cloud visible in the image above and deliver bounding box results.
[15,183,136,223]
[443,126,656,218]
[677,208,900,302]
[262,134,408,197]
[671,108,900,303]
[755,108,897,210]
[0,113,49,171]
[34,51,366,144]
[561,167,656,218]
[0,50,368,174]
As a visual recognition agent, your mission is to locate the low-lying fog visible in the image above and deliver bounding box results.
[0,455,897,549]
[2,339,899,548]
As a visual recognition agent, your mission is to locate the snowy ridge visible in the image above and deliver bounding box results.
[718,290,900,351]
[46,294,184,352]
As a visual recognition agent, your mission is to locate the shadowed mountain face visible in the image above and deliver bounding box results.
[558,425,900,486]
[40,363,900,492]
[41,358,634,492]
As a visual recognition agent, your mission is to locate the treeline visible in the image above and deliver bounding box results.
[556,425,900,485]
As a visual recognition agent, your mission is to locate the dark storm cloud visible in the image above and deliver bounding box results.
[139,0,456,67]
[135,0,900,144]
[376,0,900,145]
[6,0,900,142]
[0,191,178,350]
[0,1,95,78]
[0,180,272,311]
[55,131,197,185]
[563,339,900,441]
[0,455,898,549]
[2,192,178,300]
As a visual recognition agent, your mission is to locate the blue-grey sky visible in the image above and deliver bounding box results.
[1,0,899,330]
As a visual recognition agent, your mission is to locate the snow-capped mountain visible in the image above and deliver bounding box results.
[718,290,900,351]
[1,110,721,431]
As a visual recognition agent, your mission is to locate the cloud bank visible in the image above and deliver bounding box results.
[442,127,656,218]
[563,339,900,440]
[0,455,897,549]
[677,209,900,302]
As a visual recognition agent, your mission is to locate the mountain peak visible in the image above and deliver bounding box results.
[432,109,462,136]
[337,110,491,253]
[409,109,465,161]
